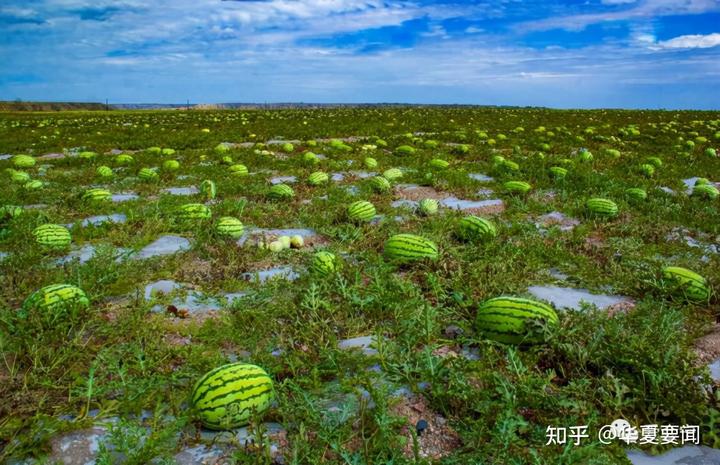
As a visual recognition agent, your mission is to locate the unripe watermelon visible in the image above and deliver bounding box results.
[228,164,249,176]
[369,176,391,193]
[661,266,710,302]
[96,166,113,178]
[501,160,520,172]
[692,184,719,200]
[115,154,134,165]
[307,171,329,186]
[82,188,111,203]
[383,168,403,181]
[138,167,159,181]
[33,224,71,249]
[476,296,558,344]
[418,198,439,216]
[549,166,567,180]
[22,284,89,314]
[347,201,376,222]
[586,198,618,218]
[625,188,647,201]
[429,159,449,170]
[364,157,378,169]
[384,234,438,264]
[267,183,294,200]
[311,251,340,276]
[176,203,212,222]
[394,145,416,156]
[200,180,217,200]
[163,159,180,171]
[216,217,244,239]
[452,144,470,154]
[456,216,497,242]
[13,155,35,168]
[504,181,531,195]
[191,362,274,430]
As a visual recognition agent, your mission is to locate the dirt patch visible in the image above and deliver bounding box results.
[395,185,446,202]
[695,324,720,363]
[391,395,461,460]
[606,301,636,317]
[395,185,506,216]
[175,258,217,283]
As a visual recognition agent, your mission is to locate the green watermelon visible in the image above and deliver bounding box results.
[303,152,319,165]
[586,198,618,218]
[96,166,113,178]
[24,180,43,190]
[347,201,376,222]
[163,160,180,171]
[549,166,567,180]
[280,143,294,153]
[384,234,438,264]
[216,217,244,239]
[692,184,719,200]
[0,205,22,220]
[177,203,212,222]
[200,180,217,200]
[267,184,294,200]
[115,154,134,165]
[12,155,35,168]
[82,188,111,203]
[191,362,274,430]
[138,167,158,181]
[661,266,710,302]
[383,168,403,181]
[504,181,531,195]
[364,157,378,169]
[639,163,655,177]
[214,143,230,154]
[456,216,497,242]
[310,251,340,276]
[307,171,329,186]
[369,176,391,193]
[22,284,89,314]
[33,224,71,249]
[625,188,647,201]
[79,151,97,160]
[228,164,249,176]
[11,171,30,183]
[418,198,439,216]
[429,159,449,170]
[646,156,662,168]
[476,296,558,344]
[394,145,416,156]
[161,148,176,156]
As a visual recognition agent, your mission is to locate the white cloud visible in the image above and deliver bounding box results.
[654,32,720,49]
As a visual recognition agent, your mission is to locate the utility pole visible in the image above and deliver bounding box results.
[187,99,190,111]
[105,98,109,111]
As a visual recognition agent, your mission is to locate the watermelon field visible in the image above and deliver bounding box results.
[1,107,719,464]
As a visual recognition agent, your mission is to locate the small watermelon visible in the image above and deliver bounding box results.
[191,362,274,430]
[364,157,378,169]
[138,168,159,181]
[456,216,497,242]
[692,184,719,200]
[303,152,319,165]
[176,203,212,222]
[429,159,449,170]
[476,296,558,344]
[33,224,71,249]
[0,205,23,220]
[13,155,35,168]
[586,198,618,218]
[228,164,249,176]
[639,164,655,177]
[280,143,294,153]
[200,180,217,200]
[310,251,340,276]
[216,217,244,239]
[504,181,531,195]
[384,234,438,264]
[96,166,113,178]
[626,188,647,201]
[22,284,89,314]
[549,166,567,180]
[383,168,403,181]
[307,171,329,186]
[24,180,44,190]
[115,154,134,165]
[661,266,710,302]
[394,145,416,156]
[347,201,376,222]
[163,160,180,171]
[267,184,294,200]
[82,188,111,203]
[11,171,30,183]
[369,176,391,193]
[418,198,439,216]
[79,151,97,160]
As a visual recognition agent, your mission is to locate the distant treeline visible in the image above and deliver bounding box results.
[0,101,109,111]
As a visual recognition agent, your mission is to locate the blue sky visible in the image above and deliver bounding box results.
[0,0,719,108]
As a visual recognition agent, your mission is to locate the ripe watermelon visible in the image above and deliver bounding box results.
[476,296,559,344]
[311,251,340,276]
[22,284,89,314]
[267,184,294,200]
[369,176,391,193]
[96,166,113,178]
[163,160,180,171]
[82,188,111,203]
[503,181,531,195]
[625,188,647,201]
[429,159,449,170]
[303,152,319,165]
[307,171,329,186]
[586,198,618,218]
[384,234,438,264]
[33,224,71,249]
[177,203,212,222]
[191,362,274,430]
[347,201,376,222]
[216,217,244,239]
[383,168,403,181]
[394,145,416,156]
[661,266,710,302]
[24,180,43,190]
[228,164,249,176]
[115,154,134,165]
[456,216,497,242]
[364,157,378,169]
[418,198,439,216]
[639,164,655,177]
[692,184,719,200]
[11,171,30,183]
[549,166,567,180]
[13,155,36,168]
[138,167,158,181]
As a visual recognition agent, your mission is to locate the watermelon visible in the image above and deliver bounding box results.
[476,296,559,344]
[221,156,234,165]
[307,171,329,186]
[504,181,531,195]
[661,266,710,302]
[364,157,378,169]
[228,164,249,176]
[456,216,497,242]
[177,203,212,222]
[384,234,438,264]
[549,166,567,180]
[578,150,593,162]
[605,148,621,158]
[369,176,391,193]
[0,205,22,220]
[500,160,520,172]
[452,144,470,154]
[429,159,449,170]
[79,151,97,160]
[625,188,647,201]
[161,148,176,156]
[11,171,30,183]
[146,147,162,155]
[418,198,439,216]
[692,184,719,200]
[347,201,376,222]
[115,154,134,165]
[586,198,618,218]
[24,180,43,190]
[639,164,655,177]
[646,156,662,168]
[22,284,89,314]
[191,362,274,430]
[280,143,294,153]
[96,166,113,178]
[13,155,35,168]
[216,217,244,239]
[267,184,294,200]
[33,224,71,249]
[394,145,415,156]
[694,178,710,186]
[383,168,403,181]
[138,167,159,181]
[82,188,111,203]
[705,148,717,157]
[200,180,217,200]
[310,251,340,276]
[303,152,319,165]
[214,143,230,154]
[163,160,180,171]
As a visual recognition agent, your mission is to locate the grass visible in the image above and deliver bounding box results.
[0,107,719,464]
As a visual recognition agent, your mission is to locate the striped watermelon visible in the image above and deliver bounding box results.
[13,155,36,168]
[429,159,449,170]
[214,143,230,154]
[418,198,439,216]
[694,178,710,186]
[146,147,162,155]
[191,362,274,430]
[456,216,497,242]
[228,164,249,176]
[604,148,621,158]
[96,166,113,178]
[307,171,329,186]
[267,184,294,200]
[578,150,593,162]
[200,180,217,200]
[586,198,618,218]
[115,154,134,165]
[369,176,391,193]
[501,160,520,172]
[692,184,719,200]
[549,166,567,180]
[364,157,378,169]
[216,217,244,239]
[504,181,531,195]
[303,152,319,165]
[24,180,44,190]
[33,224,71,249]
[79,151,97,160]
[347,201,376,222]
[645,156,662,168]
[221,156,234,165]
[177,203,212,222]
[163,160,180,171]
[384,234,438,264]
[22,284,89,314]
[138,167,158,181]
[476,296,559,344]
[639,163,655,177]
[662,266,710,302]
[0,205,22,220]
[383,168,403,181]
[161,148,176,156]
[280,143,294,153]
[394,145,416,156]
[82,188,111,203]
[311,251,340,276]
[626,188,647,201]
[11,171,30,183]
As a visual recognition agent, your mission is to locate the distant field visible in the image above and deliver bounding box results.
[0,108,719,464]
